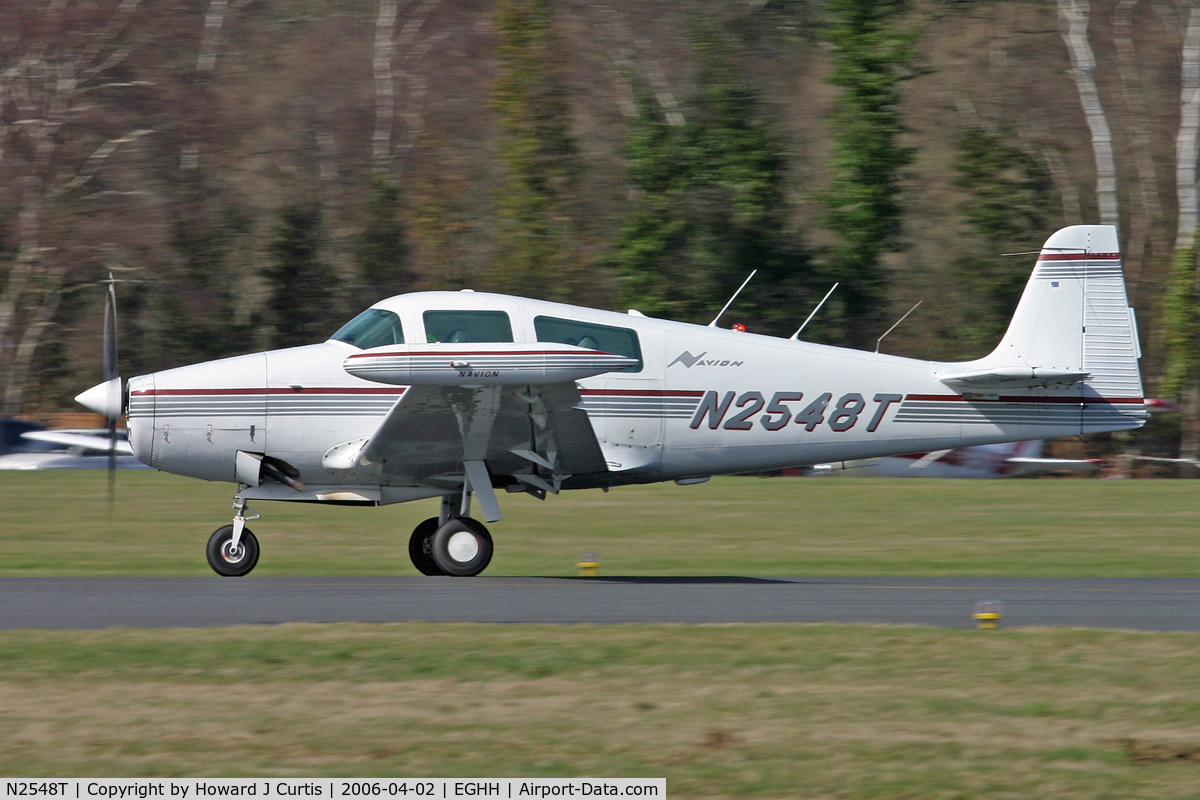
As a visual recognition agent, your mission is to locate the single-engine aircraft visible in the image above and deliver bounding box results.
[76,225,1146,577]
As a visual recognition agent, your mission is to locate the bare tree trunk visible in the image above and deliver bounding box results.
[1170,5,1200,473]
[0,0,147,414]
[1176,4,1200,250]
[1,268,64,414]
[197,0,227,76]
[1041,145,1085,225]
[1114,0,1165,299]
[1058,0,1120,229]
[372,0,399,173]
[395,0,445,159]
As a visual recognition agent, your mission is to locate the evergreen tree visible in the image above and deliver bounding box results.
[490,0,584,299]
[821,0,916,349]
[355,175,412,299]
[950,126,1058,353]
[264,204,338,348]
[610,41,808,333]
[161,198,255,364]
[1160,242,1199,400]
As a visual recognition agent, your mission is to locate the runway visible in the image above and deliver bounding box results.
[1,576,1198,631]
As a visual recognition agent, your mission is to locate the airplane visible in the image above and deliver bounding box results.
[0,428,150,471]
[75,224,1147,577]
[798,439,1104,478]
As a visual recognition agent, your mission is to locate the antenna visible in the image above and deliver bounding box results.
[708,270,757,328]
[875,300,922,354]
[790,283,839,340]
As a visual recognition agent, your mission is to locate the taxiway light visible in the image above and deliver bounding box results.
[576,552,600,577]
[972,600,1005,630]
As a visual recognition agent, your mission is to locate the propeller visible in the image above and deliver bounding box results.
[74,275,124,512]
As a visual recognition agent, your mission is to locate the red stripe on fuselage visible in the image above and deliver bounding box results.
[579,389,706,397]
[1035,253,1120,261]
[904,393,1143,405]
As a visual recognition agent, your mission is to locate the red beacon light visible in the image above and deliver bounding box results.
[732,323,746,332]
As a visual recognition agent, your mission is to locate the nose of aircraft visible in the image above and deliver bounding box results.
[75,376,124,420]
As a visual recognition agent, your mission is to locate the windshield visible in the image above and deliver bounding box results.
[330,308,404,349]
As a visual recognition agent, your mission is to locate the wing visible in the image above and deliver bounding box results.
[321,381,607,521]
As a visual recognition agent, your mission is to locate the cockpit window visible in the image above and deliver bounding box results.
[534,316,642,372]
[423,310,513,343]
[330,308,404,349]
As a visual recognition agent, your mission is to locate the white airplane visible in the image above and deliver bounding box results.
[0,428,149,471]
[801,439,1104,478]
[76,225,1146,577]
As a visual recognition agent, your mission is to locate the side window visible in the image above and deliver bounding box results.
[423,310,514,343]
[534,316,642,373]
[330,308,404,349]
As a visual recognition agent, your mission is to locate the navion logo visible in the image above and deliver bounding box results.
[668,351,745,369]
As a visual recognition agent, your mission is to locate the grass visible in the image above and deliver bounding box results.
[2,623,1200,797]
[5,472,1200,794]
[1,472,1199,576]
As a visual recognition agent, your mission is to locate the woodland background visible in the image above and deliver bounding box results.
[2,0,1199,461]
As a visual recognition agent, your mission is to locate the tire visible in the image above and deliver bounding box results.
[431,517,493,577]
[408,517,445,576]
[206,524,260,577]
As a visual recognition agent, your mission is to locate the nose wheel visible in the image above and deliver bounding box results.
[408,517,493,577]
[206,524,260,577]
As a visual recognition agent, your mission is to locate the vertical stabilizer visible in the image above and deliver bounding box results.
[935,225,1146,433]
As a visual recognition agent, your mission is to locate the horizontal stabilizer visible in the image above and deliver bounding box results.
[936,366,1090,391]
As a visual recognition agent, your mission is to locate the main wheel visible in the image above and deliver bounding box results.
[206,524,260,577]
[431,517,493,577]
[408,517,445,576]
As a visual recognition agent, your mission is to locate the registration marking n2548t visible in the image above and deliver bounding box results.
[689,391,902,433]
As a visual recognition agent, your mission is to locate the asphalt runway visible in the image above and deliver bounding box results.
[1,576,1198,631]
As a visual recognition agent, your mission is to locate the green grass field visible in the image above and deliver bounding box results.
[1,471,1198,576]
[3,624,1200,798]
[4,472,1200,795]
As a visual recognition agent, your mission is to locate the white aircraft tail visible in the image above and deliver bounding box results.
[935,225,1146,433]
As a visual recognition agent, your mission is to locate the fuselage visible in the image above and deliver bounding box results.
[125,290,1145,501]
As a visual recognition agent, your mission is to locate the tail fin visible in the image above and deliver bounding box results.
[935,225,1146,433]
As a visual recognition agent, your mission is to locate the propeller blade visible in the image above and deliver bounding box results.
[108,417,117,516]
[103,277,118,382]
[102,274,121,516]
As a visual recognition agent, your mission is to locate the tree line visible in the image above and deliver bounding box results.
[1,0,1198,464]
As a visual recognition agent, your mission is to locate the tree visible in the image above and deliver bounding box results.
[0,0,155,414]
[355,175,412,300]
[264,205,338,348]
[949,127,1059,353]
[489,0,587,300]
[821,0,916,350]
[610,40,809,334]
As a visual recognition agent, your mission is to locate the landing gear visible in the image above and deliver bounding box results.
[406,491,495,577]
[207,497,261,577]
[407,515,493,577]
[408,517,444,576]
[206,524,260,576]
[432,517,493,577]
